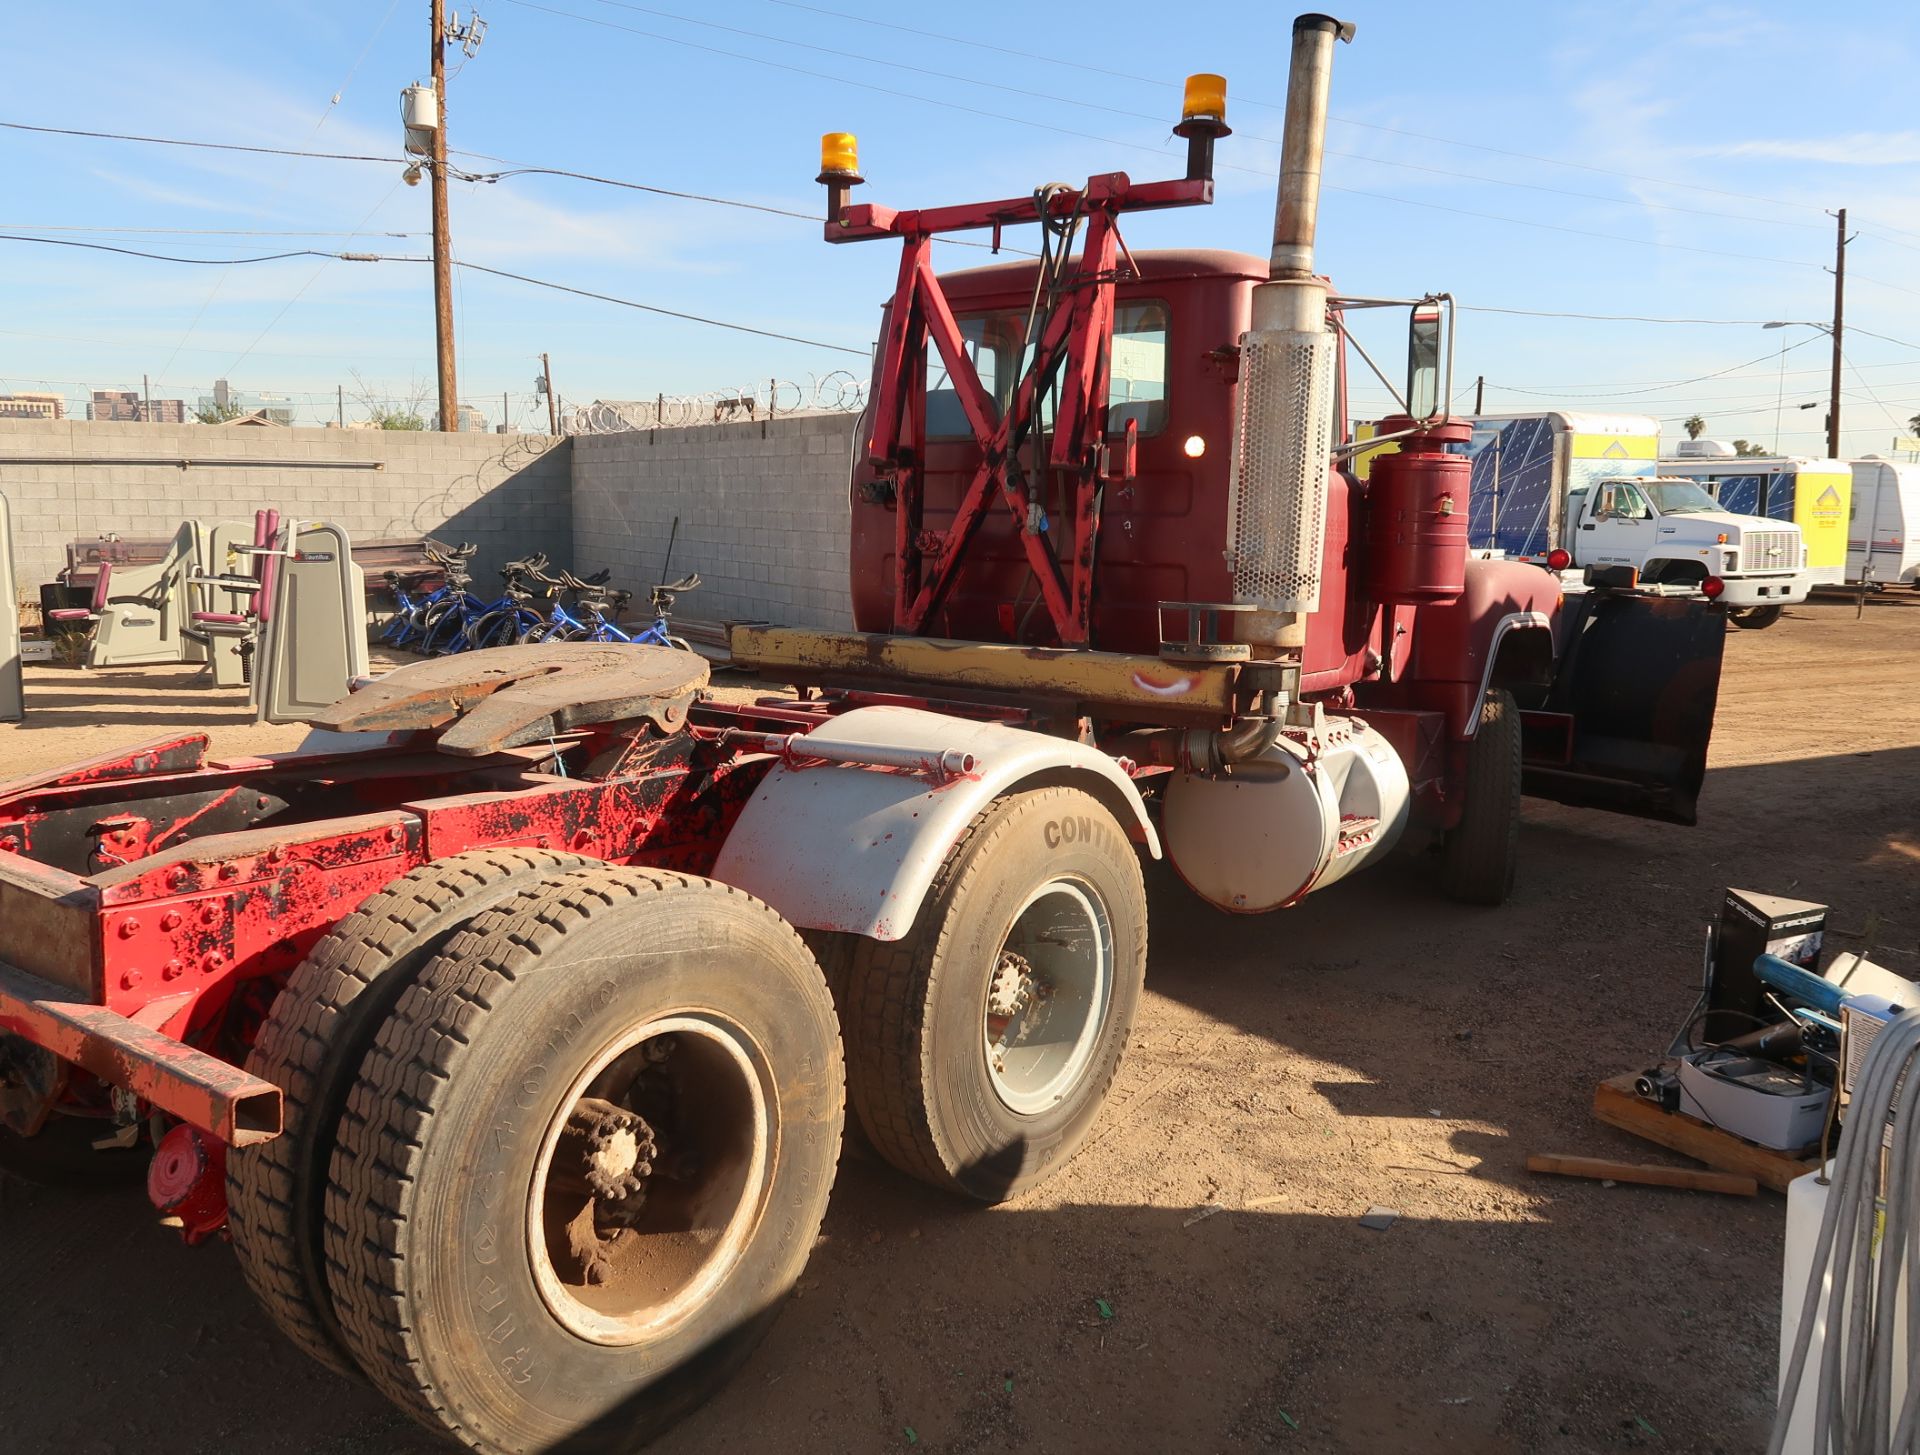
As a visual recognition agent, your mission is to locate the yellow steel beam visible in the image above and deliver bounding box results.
[729,627,1238,718]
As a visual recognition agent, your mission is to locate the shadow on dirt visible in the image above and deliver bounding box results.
[0,750,1910,1454]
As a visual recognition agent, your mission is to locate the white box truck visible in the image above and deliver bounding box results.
[1661,441,1852,590]
[1397,412,1813,627]
[1562,476,1810,628]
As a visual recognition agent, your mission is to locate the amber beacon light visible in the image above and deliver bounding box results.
[1173,73,1230,182]
[818,131,864,225]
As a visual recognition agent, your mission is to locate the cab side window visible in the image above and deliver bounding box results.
[1108,302,1169,436]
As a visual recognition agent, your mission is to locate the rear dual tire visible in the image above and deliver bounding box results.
[322,867,843,1454]
[228,849,595,1378]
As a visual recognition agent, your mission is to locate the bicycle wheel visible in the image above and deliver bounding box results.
[419,603,468,656]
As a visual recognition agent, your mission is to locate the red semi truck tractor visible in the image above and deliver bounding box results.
[0,16,1724,1453]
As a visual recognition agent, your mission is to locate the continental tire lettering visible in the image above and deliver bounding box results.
[499,1347,536,1385]
[515,1064,548,1110]
[476,1274,507,1314]
[1042,815,1097,850]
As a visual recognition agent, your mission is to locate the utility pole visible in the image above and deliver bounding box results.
[1827,207,1848,461]
[1473,374,1484,414]
[142,372,152,422]
[542,353,557,434]
[337,384,345,428]
[429,0,456,432]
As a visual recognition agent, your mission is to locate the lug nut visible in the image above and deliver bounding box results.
[119,918,141,938]
[161,911,182,931]
[121,969,142,990]
[164,959,186,981]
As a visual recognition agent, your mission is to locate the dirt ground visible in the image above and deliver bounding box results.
[2,597,1917,1454]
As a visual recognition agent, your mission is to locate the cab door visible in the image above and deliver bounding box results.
[1582,480,1655,568]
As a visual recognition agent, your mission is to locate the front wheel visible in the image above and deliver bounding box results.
[1728,604,1783,630]
[1439,688,1521,906]
[841,786,1147,1203]
[324,867,843,1454]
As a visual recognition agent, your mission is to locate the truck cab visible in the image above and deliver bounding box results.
[1563,475,1809,626]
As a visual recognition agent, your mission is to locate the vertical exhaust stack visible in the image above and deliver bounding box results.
[1226,13,1355,651]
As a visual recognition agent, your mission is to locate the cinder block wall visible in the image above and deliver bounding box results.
[571,413,858,629]
[0,419,573,600]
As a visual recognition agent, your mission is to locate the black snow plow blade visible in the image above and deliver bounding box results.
[1521,592,1725,825]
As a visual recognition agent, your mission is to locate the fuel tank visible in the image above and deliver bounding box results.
[1161,714,1410,913]
[1365,415,1470,605]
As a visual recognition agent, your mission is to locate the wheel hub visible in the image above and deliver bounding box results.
[558,1097,656,1206]
[981,880,1114,1115]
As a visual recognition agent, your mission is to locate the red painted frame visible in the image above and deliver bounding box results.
[841,172,1211,646]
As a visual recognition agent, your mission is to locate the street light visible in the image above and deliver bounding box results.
[1761,321,1842,459]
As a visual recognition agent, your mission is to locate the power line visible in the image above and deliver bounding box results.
[0,223,423,238]
[0,234,343,265]
[498,0,1840,276]
[0,119,397,164]
[750,0,1899,227]
[575,0,1851,237]
[1461,304,1781,326]
[1484,334,1828,400]
[451,260,869,354]
[0,232,870,357]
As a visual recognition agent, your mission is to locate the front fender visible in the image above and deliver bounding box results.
[711,706,1158,941]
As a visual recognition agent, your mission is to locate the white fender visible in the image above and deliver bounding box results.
[712,705,1159,941]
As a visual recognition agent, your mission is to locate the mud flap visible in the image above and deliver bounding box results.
[253,520,369,723]
[1521,591,1725,825]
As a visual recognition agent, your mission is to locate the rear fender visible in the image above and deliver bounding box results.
[712,705,1158,941]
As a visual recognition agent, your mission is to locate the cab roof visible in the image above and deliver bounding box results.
[935,247,1269,304]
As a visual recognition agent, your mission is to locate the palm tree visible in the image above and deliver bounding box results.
[1684,415,1706,440]
[1908,411,1920,437]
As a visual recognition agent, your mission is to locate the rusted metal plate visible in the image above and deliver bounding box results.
[0,960,282,1146]
[0,854,99,997]
[730,627,1240,720]
[0,733,210,801]
[308,645,709,757]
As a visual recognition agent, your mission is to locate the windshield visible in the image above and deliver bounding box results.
[1643,480,1721,514]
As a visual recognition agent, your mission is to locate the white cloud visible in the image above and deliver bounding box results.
[1695,132,1920,167]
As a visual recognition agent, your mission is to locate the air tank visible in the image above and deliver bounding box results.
[1364,414,1470,605]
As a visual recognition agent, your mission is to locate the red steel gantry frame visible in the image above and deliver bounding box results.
[829,171,1214,646]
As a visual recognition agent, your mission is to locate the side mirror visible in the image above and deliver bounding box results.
[1406,304,1441,420]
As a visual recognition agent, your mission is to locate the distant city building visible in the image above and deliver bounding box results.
[445,404,489,432]
[0,391,65,420]
[88,389,186,423]
[197,379,293,426]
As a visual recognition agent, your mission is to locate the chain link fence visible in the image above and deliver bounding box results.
[560,371,868,435]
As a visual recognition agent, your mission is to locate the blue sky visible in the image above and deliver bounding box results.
[3,0,1918,451]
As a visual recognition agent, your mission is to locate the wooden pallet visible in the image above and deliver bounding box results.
[1592,1072,1821,1195]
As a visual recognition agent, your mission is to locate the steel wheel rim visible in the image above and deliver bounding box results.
[982,878,1115,1116]
[526,1012,772,1346]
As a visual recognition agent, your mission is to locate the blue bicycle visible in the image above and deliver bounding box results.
[378,543,476,651]
[527,568,697,648]
[417,554,549,655]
